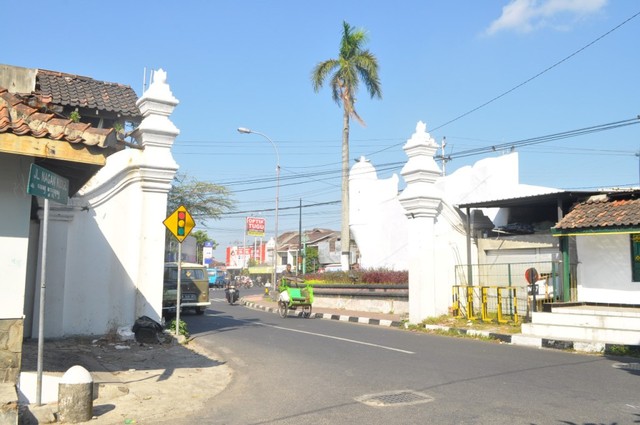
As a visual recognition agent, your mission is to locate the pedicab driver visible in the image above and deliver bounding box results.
[279,264,300,303]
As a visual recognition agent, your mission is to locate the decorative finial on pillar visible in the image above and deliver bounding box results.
[399,121,443,218]
[134,69,180,148]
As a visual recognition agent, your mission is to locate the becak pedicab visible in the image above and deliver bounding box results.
[277,275,314,318]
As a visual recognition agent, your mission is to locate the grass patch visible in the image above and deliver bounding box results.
[605,344,640,358]
[417,314,521,336]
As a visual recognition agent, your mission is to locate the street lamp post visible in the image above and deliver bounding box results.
[237,127,280,296]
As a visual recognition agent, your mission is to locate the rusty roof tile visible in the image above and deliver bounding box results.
[0,87,118,148]
[555,194,640,230]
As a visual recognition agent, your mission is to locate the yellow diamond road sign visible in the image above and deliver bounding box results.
[164,205,195,242]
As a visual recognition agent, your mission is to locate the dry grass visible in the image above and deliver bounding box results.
[421,314,521,335]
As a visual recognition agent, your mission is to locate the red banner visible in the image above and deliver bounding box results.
[246,217,266,237]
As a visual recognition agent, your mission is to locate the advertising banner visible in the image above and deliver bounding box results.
[246,217,266,237]
[226,244,267,268]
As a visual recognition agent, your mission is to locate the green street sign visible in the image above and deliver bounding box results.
[27,164,69,204]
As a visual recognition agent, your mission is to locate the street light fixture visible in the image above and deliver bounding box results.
[237,127,280,295]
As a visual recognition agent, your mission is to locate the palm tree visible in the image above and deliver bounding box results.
[311,21,382,270]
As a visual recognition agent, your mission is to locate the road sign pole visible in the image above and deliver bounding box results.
[36,198,49,406]
[26,164,69,406]
[176,243,182,337]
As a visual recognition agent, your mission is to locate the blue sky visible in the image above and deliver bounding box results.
[5,1,640,260]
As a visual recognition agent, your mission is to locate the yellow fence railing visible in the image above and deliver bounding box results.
[452,285,520,324]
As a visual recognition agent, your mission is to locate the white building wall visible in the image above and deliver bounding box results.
[349,121,557,323]
[576,234,640,304]
[30,69,179,337]
[350,151,556,272]
[0,154,31,319]
[350,158,408,269]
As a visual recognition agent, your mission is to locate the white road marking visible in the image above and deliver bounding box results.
[246,318,414,354]
[205,301,414,354]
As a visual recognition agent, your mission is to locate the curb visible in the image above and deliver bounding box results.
[241,299,640,355]
[422,324,514,344]
[241,299,404,328]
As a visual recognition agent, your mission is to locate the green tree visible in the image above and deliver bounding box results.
[311,21,382,271]
[191,230,215,264]
[304,246,319,274]
[167,173,234,219]
[166,173,234,261]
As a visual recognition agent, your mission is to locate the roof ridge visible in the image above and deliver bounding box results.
[37,68,135,89]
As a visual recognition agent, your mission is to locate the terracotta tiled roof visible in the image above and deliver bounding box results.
[554,192,640,230]
[0,87,118,148]
[36,69,140,118]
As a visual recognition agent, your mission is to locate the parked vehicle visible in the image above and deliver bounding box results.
[207,267,226,288]
[163,262,211,316]
[225,282,239,305]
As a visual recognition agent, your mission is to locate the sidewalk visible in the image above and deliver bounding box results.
[18,335,232,425]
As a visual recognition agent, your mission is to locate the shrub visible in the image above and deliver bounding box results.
[167,318,189,338]
[305,268,407,285]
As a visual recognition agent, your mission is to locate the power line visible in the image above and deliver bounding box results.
[364,9,640,158]
[221,200,340,216]
[451,117,640,159]
[430,10,640,133]
[200,116,640,193]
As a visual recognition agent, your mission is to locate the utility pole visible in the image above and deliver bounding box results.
[636,150,640,187]
[440,137,449,176]
[298,199,302,275]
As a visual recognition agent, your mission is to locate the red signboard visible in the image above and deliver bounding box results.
[226,244,267,268]
[246,217,266,237]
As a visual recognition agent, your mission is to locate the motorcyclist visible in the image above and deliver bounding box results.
[225,278,239,304]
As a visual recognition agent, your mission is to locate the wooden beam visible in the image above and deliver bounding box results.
[0,133,107,165]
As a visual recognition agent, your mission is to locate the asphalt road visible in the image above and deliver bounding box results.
[175,287,640,425]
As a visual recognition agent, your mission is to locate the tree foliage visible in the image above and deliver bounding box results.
[311,21,382,125]
[311,21,382,270]
[191,230,215,264]
[167,173,234,221]
[165,173,234,261]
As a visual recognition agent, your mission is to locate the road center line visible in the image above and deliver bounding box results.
[245,318,414,354]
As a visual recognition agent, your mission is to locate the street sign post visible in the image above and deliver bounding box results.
[26,164,69,406]
[27,163,69,204]
[163,205,196,336]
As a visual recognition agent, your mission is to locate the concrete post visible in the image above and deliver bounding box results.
[58,365,93,423]
[398,121,444,324]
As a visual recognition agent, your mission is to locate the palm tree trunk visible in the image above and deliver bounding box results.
[341,106,351,271]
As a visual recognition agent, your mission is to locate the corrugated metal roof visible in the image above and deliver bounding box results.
[457,191,603,209]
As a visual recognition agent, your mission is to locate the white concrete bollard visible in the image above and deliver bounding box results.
[58,365,93,423]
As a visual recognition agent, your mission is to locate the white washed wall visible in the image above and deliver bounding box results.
[350,158,408,270]
[0,154,31,319]
[576,234,640,304]
[30,70,179,337]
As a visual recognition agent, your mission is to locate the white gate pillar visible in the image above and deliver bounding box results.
[398,122,443,323]
[132,69,179,320]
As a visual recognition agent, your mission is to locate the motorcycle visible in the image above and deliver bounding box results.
[225,283,239,305]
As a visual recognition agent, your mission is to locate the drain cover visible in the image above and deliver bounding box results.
[355,390,434,407]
